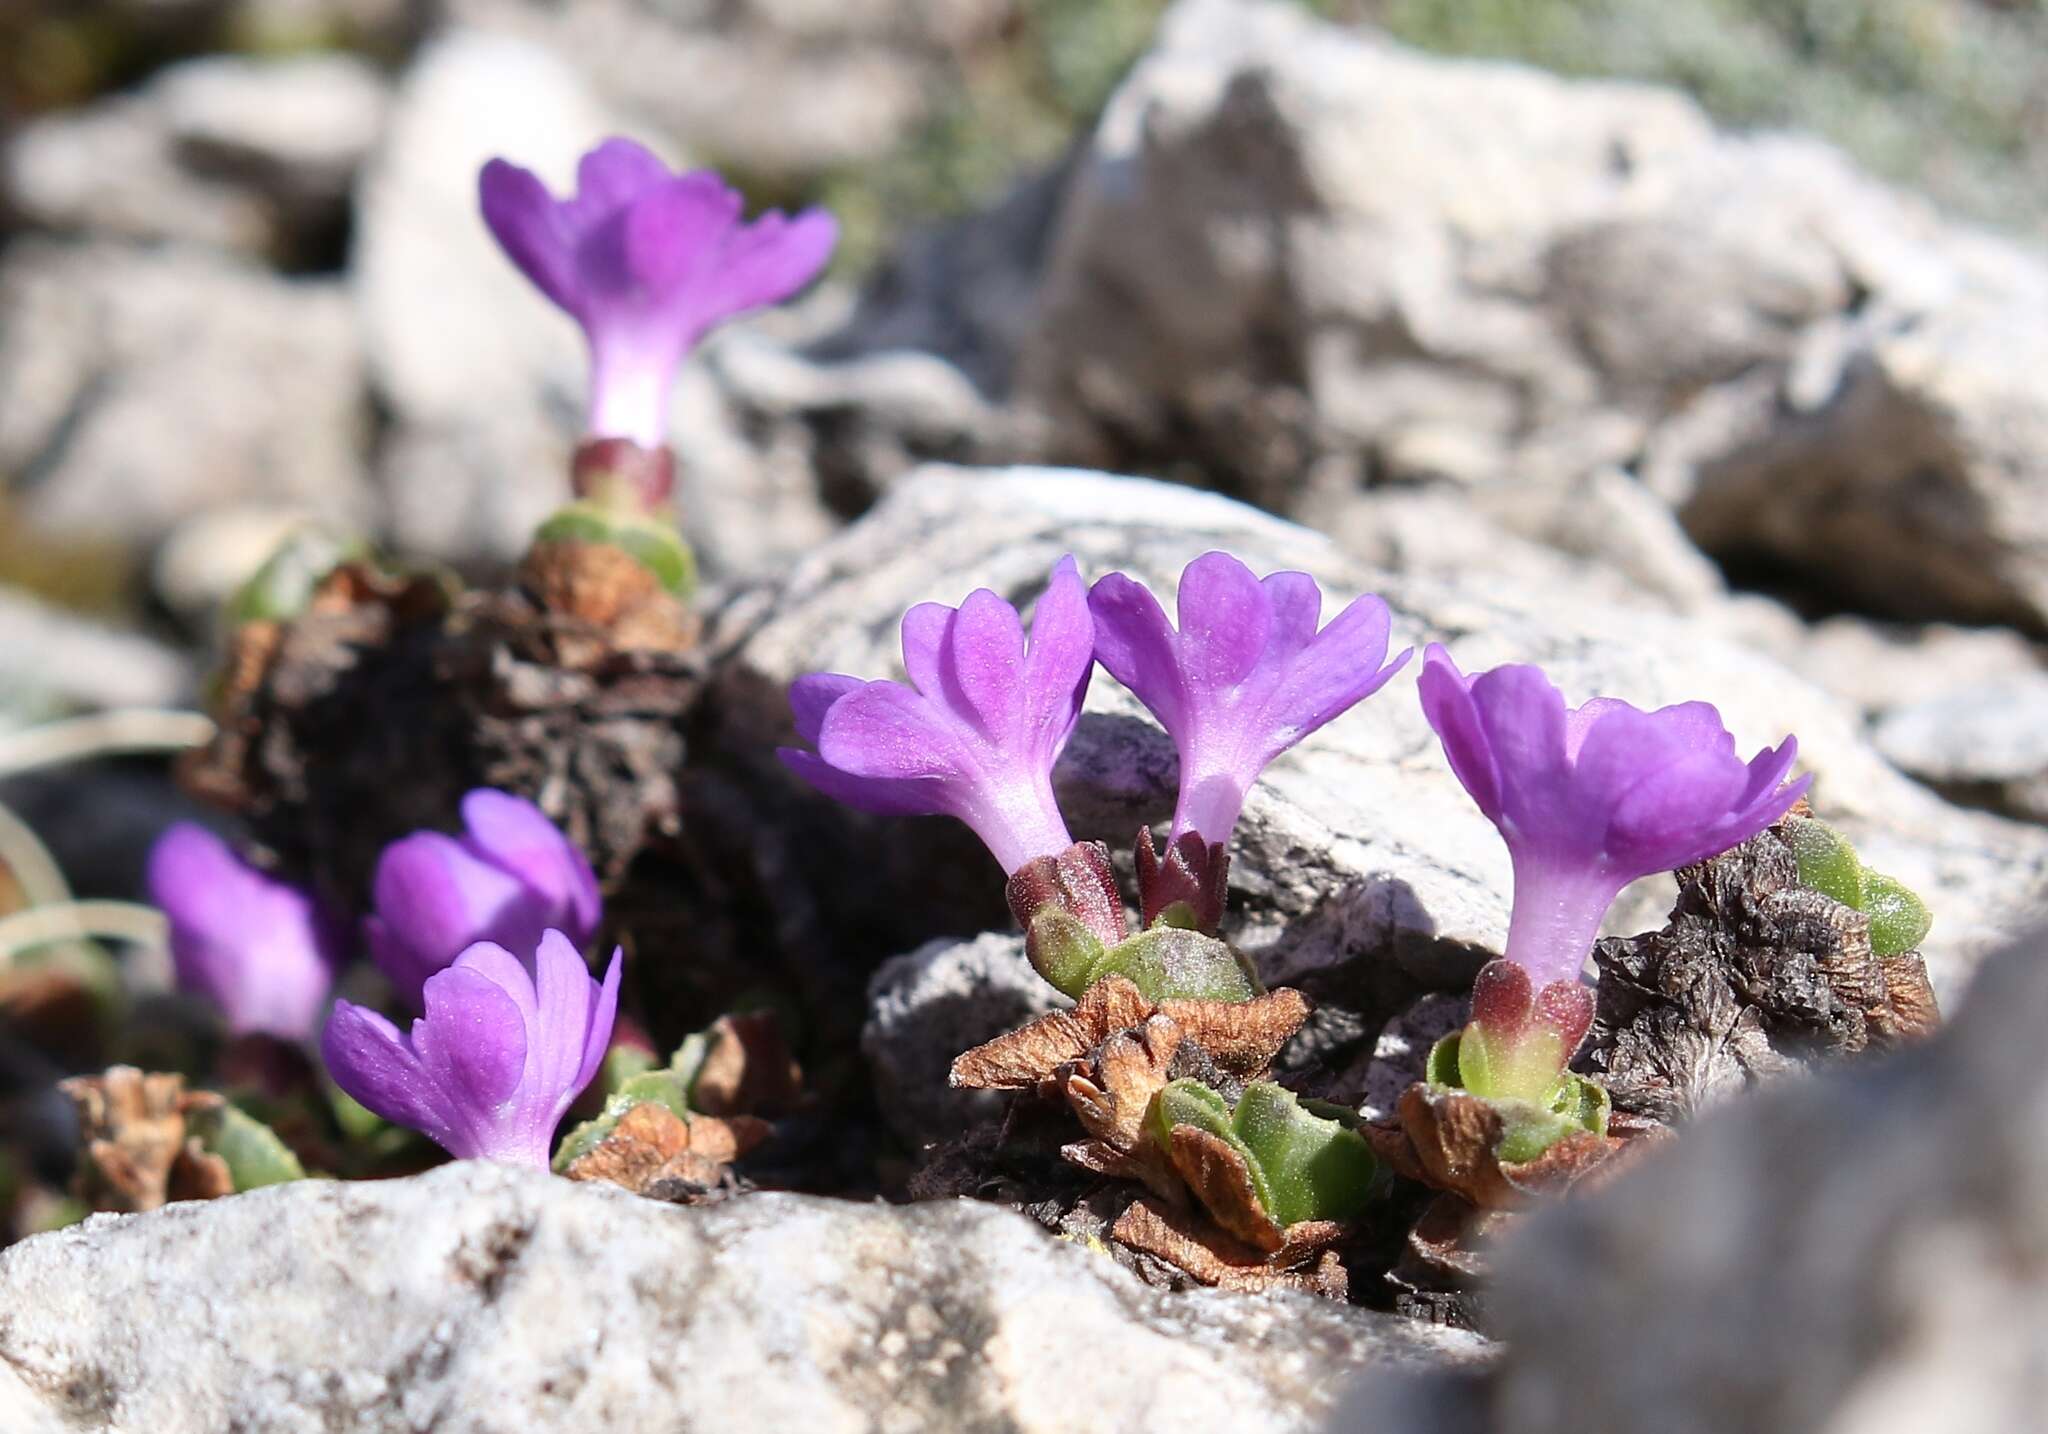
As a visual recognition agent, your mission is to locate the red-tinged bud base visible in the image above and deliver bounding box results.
[573,437,676,511]
[1135,827,1230,934]
[1459,959,1596,1104]
[1006,841,1130,951]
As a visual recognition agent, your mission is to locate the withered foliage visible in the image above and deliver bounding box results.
[182,552,702,902]
[562,1101,770,1202]
[60,1068,232,1213]
[689,1012,804,1120]
[1584,816,1941,1123]
[945,974,1352,1292]
[1366,1086,1631,1213]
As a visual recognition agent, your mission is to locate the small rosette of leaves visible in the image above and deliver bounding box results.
[1148,1078,1382,1232]
[535,501,697,599]
[1783,815,1933,958]
[1427,961,1609,1164]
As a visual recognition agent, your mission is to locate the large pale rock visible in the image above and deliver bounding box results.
[716,466,2048,1016]
[0,240,370,557]
[4,54,388,261]
[350,31,616,567]
[0,1163,1480,1433]
[1015,0,2048,629]
[1338,924,2048,1434]
[1874,672,2048,824]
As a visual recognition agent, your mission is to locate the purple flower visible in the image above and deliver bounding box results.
[1418,645,1811,988]
[146,824,344,1041]
[1088,552,1411,846]
[322,931,621,1168]
[480,137,837,448]
[778,556,1095,875]
[367,790,602,1009]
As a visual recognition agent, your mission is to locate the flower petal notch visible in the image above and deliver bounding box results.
[480,137,837,457]
[778,555,1094,877]
[322,931,621,1169]
[146,823,345,1041]
[1089,553,1409,931]
[366,789,602,1009]
[1417,644,1812,989]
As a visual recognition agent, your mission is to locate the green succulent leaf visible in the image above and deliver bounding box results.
[1087,926,1262,1003]
[1861,872,1933,958]
[1025,907,1109,997]
[225,526,368,626]
[1784,815,1865,908]
[1784,815,1933,955]
[187,1102,306,1190]
[1427,1031,1610,1163]
[1149,1078,1381,1227]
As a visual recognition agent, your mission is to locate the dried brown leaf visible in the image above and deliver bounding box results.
[1155,987,1312,1078]
[1875,953,1942,1044]
[61,1068,227,1213]
[689,1012,803,1118]
[1376,1083,1625,1211]
[519,541,699,656]
[563,1101,773,1196]
[1112,1197,1347,1298]
[950,976,1152,1090]
[1167,1125,1285,1254]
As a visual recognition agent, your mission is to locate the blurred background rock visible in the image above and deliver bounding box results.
[0,0,2044,858]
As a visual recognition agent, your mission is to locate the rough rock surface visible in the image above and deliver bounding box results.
[1337,924,2048,1434]
[0,239,370,558]
[5,53,388,263]
[718,465,2048,1022]
[0,1163,1481,1433]
[1873,671,2048,824]
[864,931,1063,1151]
[1012,0,2048,631]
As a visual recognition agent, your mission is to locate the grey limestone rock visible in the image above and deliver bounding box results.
[1873,671,2048,824]
[0,1162,1483,1433]
[1016,0,2048,630]
[864,931,1063,1151]
[0,239,371,561]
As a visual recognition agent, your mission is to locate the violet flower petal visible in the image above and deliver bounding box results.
[778,556,1092,874]
[1419,643,1813,987]
[478,137,835,446]
[146,823,342,1041]
[458,790,602,943]
[1089,552,1408,846]
[321,933,619,1168]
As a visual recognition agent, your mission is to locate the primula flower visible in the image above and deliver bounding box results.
[1418,645,1810,988]
[480,137,836,449]
[367,790,602,1009]
[146,824,345,1042]
[1089,553,1411,846]
[322,931,621,1169]
[778,556,1095,875]
[1089,553,1409,927]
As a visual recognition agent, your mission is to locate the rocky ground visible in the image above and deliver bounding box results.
[3,0,2048,1430]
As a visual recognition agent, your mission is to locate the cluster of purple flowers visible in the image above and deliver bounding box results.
[783,552,1809,1080]
[149,792,617,1169]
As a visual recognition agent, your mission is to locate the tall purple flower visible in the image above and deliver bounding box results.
[367,790,602,1009]
[480,138,836,450]
[322,931,620,1169]
[778,556,1095,875]
[1418,645,1811,988]
[146,824,345,1041]
[1089,552,1411,847]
